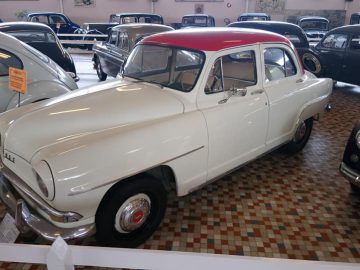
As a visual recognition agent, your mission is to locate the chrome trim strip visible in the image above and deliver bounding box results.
[0,158,82,222]
[68,145,205,196]
[340,162,360,187]
[0,174,95,240]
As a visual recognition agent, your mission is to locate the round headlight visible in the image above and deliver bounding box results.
[356,130,360,149]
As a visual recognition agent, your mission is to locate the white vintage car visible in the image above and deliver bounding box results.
[0,28,332,248]
[0,32,77,111]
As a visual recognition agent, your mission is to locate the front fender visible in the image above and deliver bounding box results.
[6,81,72,110]
[31,111,208,219]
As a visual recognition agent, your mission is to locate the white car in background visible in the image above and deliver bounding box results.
[0,32,77,111]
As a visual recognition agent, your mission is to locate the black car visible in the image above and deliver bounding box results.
[312,25,360,85]
[296,16,329,40]
[0,22,78,80]
[228,21,322,75]
[340,120,360,193]
[181,14,215,28]
[93,23,174,81]
[26,12,81,35]
[237,13,271,21]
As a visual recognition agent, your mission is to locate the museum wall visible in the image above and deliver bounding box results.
[0,0,359,27]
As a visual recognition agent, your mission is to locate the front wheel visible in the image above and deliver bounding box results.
[95,174,167,248]
[283,118,313,154]
[95,58,107,81]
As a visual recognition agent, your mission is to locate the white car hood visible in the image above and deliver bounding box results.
[2,79,185,162]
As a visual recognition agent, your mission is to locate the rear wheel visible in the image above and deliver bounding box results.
[95,58,107,81]
[284,118,313,154]
[350,182,360,194]
[95,174,167,248]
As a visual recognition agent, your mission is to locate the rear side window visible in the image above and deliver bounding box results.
[321,34,347,49]
[0,49,23,76]
[264,48,297,81]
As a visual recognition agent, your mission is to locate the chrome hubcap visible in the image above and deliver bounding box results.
[115,194,151,233]
[294,121,306,143]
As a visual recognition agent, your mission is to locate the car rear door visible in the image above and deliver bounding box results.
[341,33,360,85]
[260,43,305,148]
[197,45,268,180]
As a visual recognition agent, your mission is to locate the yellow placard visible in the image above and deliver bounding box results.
[8,67,27,94]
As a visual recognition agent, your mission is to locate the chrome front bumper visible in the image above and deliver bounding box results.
[339,162,360,188]
[0,162,95,241]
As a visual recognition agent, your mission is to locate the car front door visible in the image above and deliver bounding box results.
[260,44,305,148]
[49,14,70,34]
[197,46,269,180]
[315,33,347,80]
[101,30,119,76]
[341,34,360,85]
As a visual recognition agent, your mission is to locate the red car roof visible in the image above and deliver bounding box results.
[140,27,291,51]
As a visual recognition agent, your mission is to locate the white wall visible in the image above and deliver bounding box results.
[0,0,359,26]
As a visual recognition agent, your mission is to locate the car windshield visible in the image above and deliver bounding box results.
[300,20,328,30]
[240,16,268,21]
[123,44,205,92]
[110,15,163,24]
[182,17,208,27]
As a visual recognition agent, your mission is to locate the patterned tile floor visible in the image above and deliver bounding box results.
[1,83,360,269]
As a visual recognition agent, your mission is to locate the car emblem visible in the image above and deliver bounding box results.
[4,152,15,163]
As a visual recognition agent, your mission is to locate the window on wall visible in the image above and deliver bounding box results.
[264,48,297,82]
[205,50,257,94]
[321,34,348,49]
[0,49,23,76]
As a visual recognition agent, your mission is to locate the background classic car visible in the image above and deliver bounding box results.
[0,28,332,248]
[181,14,215,28]
[92,23,173,81]
[237,12,271,21]
[0,32,77,111]
[340,120,360,193]
[296,16,329,40]
[0,22,78,81]
[312,25,360,85]
[227,21,322,76]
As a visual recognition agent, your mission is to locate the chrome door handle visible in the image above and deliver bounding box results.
[296,78,304,83]
[251,89,264,95]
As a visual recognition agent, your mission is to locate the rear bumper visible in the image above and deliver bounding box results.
[0,162,95,241]
[339,162,360,188]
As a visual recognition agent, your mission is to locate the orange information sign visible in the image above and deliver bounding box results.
[8,67,27,94]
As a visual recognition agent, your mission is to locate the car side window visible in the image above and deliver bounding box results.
[108,31,118,45]
[0,49,23,77]
[321,34,347,49]
[30,15,48,23]
[264,48,297,82]
[119,32,129,51]
[349,35,360,50]
[50,15,66,24]
[205,50,257,94]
